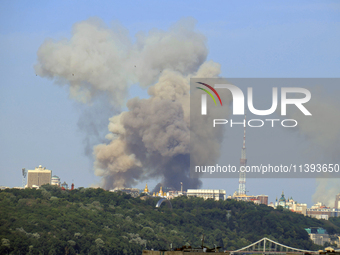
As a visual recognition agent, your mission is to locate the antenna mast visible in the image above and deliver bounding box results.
[238,115,247,195]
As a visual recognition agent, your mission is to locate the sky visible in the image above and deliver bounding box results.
[1,0,340,206]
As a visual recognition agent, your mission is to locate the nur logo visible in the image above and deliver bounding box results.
[196,82,223,115]
[197,82,312,116]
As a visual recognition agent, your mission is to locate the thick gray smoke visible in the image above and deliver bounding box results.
[285,87,340,206]
[94,62,225,190]
[35,17,207,104]
[35,17,229,190]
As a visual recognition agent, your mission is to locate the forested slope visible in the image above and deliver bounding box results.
[0,186,338,254]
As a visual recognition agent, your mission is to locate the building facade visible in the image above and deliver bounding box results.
[153,186,167,198]
[231,194,268,206]
[110,187,140,198]
[27,165,52,188]
[61,181,69,190]
[167,190,186,199]
[335,193,340,209]
[305,227,330,246]
[271,192,307,215]
[307,207,340,220]
[292,203,308,215]
[276,191,288,208]
[51,175,61,186]
[187,189,226,201]
[256,195,268,205]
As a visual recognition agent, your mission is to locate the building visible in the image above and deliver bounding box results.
[110,187,140,198]
[27,165,52,188]
[228,191,268,205]
[306,203,340,220]
[187,189,226,201]
[142,183,150,194]
[61,181,69,190]
[311,202,323,209]
[270,192,307,215]
[292,203,308,216]
[232,194,257,202]
[275,191,289,208]
[268,202,275,208]
[231,194,268,206]
[167,190,186,199]
[152,186,167,198]
[51,175,61,186]
[283,196,308,215]
[335,193,340,209]
[274,192,290,209]
[305,227,330,246]
[272,192,307,215]
[256,195,268,205]
[160,183,186,199]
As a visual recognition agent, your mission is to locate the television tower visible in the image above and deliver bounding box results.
[238,115,247,195]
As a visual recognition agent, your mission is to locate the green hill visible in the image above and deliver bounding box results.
[0,186,338,254]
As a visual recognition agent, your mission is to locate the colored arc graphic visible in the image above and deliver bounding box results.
[196,82,223,106]
[196,87,217,105]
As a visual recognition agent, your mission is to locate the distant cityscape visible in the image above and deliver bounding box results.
[1,129,339,248]
[1,163,340,248]
[1,164,340,222]
[2,121,340,224]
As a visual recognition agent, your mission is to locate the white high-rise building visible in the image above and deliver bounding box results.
[27,165,52,188]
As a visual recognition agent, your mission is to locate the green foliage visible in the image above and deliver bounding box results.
[0,186,335,254]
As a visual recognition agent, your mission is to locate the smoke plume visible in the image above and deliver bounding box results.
[35,17,228,190]
[285,86,340,206]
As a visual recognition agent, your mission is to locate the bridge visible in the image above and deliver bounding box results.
[231,237,318,254]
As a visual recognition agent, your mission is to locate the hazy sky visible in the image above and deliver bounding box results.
[1,0,339,206]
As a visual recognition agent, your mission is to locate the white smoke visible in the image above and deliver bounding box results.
[313,179,339,207]
[285,87,340,206]
[35,17,207,104]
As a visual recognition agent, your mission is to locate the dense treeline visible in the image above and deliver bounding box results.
[0,186,338,254]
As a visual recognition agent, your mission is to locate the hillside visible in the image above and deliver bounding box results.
[0,186,338,254]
